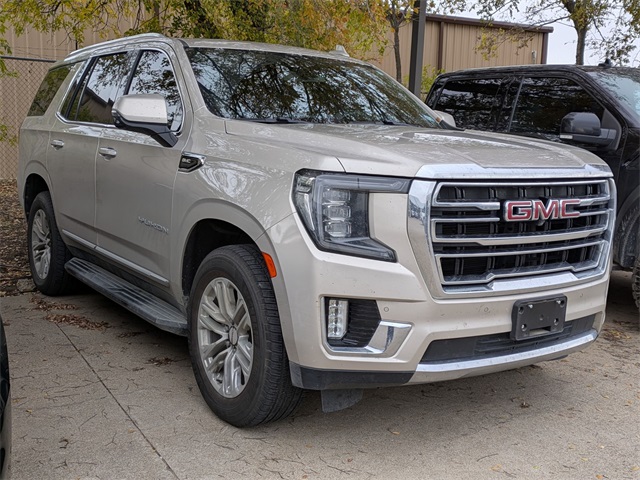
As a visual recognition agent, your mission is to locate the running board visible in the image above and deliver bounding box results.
[65,258,188,336]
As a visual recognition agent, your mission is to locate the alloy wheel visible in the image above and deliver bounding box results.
[197,277,253,398]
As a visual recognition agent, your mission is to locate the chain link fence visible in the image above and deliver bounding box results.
[0,56,55,179]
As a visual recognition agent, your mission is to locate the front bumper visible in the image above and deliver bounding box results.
[263,198,610,390]
[290,329,597,390]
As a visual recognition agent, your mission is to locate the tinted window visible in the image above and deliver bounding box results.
[71,53,132,124]
[128,50,183,131]
[430,78,509,131]
[28,65,73,117]
[187,48,437,127]
[510,77,604,139]
[60,62,88,119]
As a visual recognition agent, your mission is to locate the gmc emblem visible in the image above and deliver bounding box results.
[503,199,581,222]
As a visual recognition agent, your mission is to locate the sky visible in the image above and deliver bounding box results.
[545,20,640,65]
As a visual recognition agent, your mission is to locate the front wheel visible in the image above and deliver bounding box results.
[188,245,302,427]
[27,192,74,296]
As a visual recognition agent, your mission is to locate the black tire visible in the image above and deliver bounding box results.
[188,244,303,427]
[27,191,75,296]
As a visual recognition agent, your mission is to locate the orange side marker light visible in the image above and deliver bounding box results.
[262,252,277,278]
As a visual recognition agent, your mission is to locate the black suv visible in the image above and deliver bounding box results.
[426,64,640,307]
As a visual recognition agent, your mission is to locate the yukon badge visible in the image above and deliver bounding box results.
[503,199,581,223]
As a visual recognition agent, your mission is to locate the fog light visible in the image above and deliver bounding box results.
[327,299,349,339]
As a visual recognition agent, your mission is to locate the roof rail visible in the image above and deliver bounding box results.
[68,33,168,57]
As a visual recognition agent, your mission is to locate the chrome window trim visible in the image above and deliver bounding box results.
[54,45,187,136]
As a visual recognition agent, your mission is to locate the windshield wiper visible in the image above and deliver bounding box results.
[347,120,419,127]
[238,117,308,124]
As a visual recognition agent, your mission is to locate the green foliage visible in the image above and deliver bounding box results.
[168,0,389,60]
[0,0,389,60]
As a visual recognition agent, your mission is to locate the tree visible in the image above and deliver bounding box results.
[474,0,640,65]
[0,0,388,60]
[383,1,468,83]
[386,1,414,81]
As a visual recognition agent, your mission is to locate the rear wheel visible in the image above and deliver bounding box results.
[188,244,302,427]
[27,192,74,296]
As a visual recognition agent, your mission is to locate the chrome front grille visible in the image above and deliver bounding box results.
[407,178,615,297]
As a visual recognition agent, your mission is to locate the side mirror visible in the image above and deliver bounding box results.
[560,112,615,147]
[112,94,177,147]
[432,110,458,129]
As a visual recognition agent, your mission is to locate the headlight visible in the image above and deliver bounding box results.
[293,170,410,261]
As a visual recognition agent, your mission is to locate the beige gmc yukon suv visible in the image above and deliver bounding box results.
[18,34,615,427]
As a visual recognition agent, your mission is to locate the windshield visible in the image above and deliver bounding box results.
[186,48,438,128]
[588,69,640,118]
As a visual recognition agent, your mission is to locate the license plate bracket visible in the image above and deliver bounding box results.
[511,295,567,341]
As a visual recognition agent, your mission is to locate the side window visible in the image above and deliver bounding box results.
[128,50,183,132]
[429,78,509,132]
[28,65,73,117]
[62,53,132,124]
[510,77,605,140]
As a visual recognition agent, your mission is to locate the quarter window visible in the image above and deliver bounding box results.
[510,77,604,140]
[28,65,73,117]
[128,51,183,132]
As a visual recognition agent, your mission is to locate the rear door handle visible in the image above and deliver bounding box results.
[98,147,117,158]
[50,140,64,149]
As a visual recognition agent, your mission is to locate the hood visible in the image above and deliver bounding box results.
[224,122,610,178]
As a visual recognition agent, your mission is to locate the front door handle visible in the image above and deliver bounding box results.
[98,147,117,158]
[50,140,64,149]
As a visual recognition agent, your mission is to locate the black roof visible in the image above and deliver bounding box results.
[438,64,638,77]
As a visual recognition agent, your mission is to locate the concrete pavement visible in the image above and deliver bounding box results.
[1,271,638,480]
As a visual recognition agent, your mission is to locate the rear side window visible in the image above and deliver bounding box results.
[429,78,509,131]
[510,77,605,139]
[28,65,72,117]
[62,53,133,124]
[127,50,183,132]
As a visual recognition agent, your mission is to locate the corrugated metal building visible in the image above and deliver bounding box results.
[0,15,552,179]
[371,14,552,77]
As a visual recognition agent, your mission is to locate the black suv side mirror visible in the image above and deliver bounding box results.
[560,112,615,147]
[112,94,178,147]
